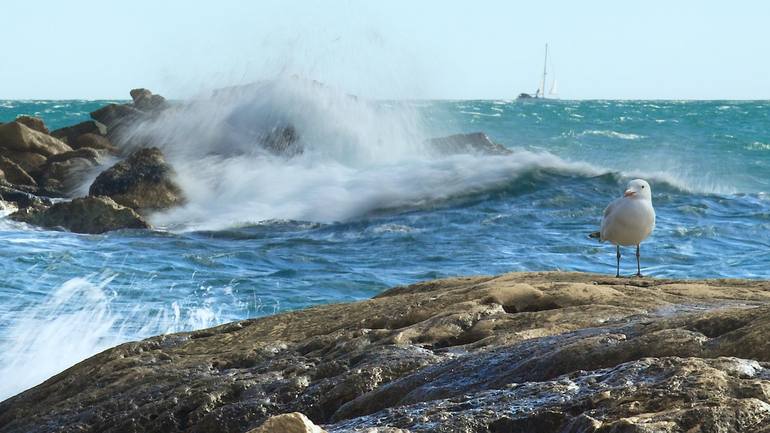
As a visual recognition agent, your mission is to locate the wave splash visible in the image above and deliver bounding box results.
[111,78,728,231]
[0,275,224,400]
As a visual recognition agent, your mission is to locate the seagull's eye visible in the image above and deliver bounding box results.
[641,186,645,189]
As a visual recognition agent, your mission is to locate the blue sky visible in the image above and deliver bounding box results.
[2,0,769,100]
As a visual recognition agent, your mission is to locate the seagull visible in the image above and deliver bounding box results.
[591,179,656,277]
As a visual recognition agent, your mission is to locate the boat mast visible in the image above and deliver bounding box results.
[540,43,548,99]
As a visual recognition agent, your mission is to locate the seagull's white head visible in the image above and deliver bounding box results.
[624,179,652,201]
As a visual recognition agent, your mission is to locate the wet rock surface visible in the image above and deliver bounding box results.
[9,195,149,234]
[88,147,184,213]
[2,272,770,432]
[0,89,180,232]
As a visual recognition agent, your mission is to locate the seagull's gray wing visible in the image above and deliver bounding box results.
[603,197,622,219]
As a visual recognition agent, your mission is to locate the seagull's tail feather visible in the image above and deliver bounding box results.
[588,231,601,240]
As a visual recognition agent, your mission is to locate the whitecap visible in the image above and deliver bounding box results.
[578,130,645,140]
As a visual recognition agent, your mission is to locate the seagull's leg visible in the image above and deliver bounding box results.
[616,245,621,278]
[636,244,642,277]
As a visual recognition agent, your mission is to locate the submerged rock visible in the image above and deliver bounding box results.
[3,272,770,432]
[9,195,149,234]
[88,147,184,213]
[427,132,512,156]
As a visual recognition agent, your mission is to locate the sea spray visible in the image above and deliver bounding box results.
[0,274,231,400]
[91,77,617,231]
[0,276,118,400]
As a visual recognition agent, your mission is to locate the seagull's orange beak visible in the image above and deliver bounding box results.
[624,189,636,197]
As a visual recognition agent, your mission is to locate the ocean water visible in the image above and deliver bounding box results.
[2,87,770,399]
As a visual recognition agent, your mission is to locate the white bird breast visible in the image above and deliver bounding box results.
[600,198,656,246]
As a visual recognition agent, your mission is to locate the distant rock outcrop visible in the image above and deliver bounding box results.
[10,195,149,234]
[427,132,512,156]
[88,147,184,213]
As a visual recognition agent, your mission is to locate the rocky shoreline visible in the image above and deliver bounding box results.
[1,87,509,234]
[2,271,770,432]
[0,89,183,233]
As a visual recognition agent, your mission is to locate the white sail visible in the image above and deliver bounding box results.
[549,79,558,96]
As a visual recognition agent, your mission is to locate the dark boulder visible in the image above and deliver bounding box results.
[51,120,107,145]
[88,147,184,213]
[15,116,49,134]
[10,196,149,234]
[427,132,512,156]
[90,103,145,130]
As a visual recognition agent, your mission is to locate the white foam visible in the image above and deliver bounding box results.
[0,275,228,400]
[579,129,645,141]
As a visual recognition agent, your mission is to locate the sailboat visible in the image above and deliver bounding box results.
[517,44,557,100]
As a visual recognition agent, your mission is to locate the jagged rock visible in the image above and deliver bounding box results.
[15,116,48,134]
[51,120,107,145]
[427,132,512,156]
[0,121,72,156]
[130,88,168,112]
[250,413,327,433]
[74,133,117,153]
[0,156,36,187]
[3,273,770,432]
[9,196,149,234]
[88,147,183,213]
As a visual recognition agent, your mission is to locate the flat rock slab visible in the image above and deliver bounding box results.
[2,272,770,433]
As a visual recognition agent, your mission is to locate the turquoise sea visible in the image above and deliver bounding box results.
[2,93,770,399]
